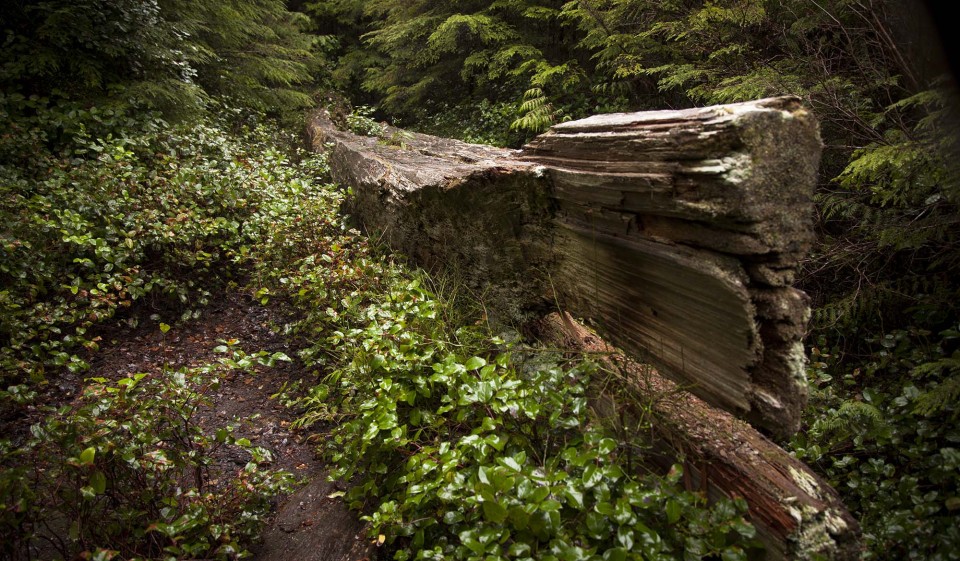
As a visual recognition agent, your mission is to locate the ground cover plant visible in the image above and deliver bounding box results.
[253,179,758,561]
[1,352,296,560]
[0,95,756,560]
[0,98,326,558]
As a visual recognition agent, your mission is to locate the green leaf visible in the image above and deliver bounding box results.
[465,356,487,370]
[482,499,508,523]
[508,505,530,529]
[595,501,615,516]
[90,471,107,494]
[666,499,682,524]
[529,486,550,503]
[603,547,628,561]
[722,548,746,561]
[582,465,602,488]
[598,438,617,455]
[443,511,463,524]
[586,512,607,537]
[159,323,171,333]
[79,446,96,465]
[539,499,562,512]
[476,381,495,403]
[563,487,584,508]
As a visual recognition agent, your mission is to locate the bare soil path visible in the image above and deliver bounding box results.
[35,292,377,561]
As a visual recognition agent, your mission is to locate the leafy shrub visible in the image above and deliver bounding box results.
[0,101,327,389]
[793,309,960,560]
[411,98,528,147]
[313,287,756,561]
[0,351,295,560]
[249,186,756,560]
[0,84,330,560]
[346,105,385,137]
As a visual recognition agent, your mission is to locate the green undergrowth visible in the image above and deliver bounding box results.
[1,99,757,559]
[791,302,960,561]
[254,189,757,559]
[0,101,330,559]
[0,99,325,390]
[1,346,297,560]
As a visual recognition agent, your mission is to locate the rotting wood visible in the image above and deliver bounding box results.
[307,97,818,438]
[309,113,554,322]
[534,312,860,561]
[307,98,860,558]
[521,99,820,437]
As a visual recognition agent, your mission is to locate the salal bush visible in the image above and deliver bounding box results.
[0,104,327,390]
[0,350,295,560]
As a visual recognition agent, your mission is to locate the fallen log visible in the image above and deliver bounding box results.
[534,312,859,561]
[306,97,861,557]
[307,97,816,438]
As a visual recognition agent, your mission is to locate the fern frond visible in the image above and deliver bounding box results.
[914,374,960,418]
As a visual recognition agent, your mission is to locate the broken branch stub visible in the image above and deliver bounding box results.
[307,96,820,438]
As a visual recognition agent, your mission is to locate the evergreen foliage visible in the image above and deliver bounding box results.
[0,0,319,121]
[2,0,959,558]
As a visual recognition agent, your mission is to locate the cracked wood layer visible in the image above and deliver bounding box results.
[522,97,820,435]
[306,96,819,438]
[535,313,859,561]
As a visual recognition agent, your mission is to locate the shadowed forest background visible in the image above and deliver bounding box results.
[1,1,958,560]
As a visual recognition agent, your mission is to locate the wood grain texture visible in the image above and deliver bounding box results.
[521,97,820,435]
[307,96,820,436]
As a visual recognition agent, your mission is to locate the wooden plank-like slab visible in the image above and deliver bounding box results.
[521,97,819,435]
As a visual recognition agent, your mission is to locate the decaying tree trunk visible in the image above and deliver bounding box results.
[306,98,860,558]
[309,97,815,437]
[521,101,820,436]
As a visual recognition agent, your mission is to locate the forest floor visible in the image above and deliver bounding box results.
[5,293,377,561]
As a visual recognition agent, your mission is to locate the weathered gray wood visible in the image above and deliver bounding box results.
[522,97,820,435]
[534,312,859,561]
[309,114,556,321]
[308,97,818,438]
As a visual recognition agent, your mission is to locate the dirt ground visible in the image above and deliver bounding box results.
[7,292,377,561]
